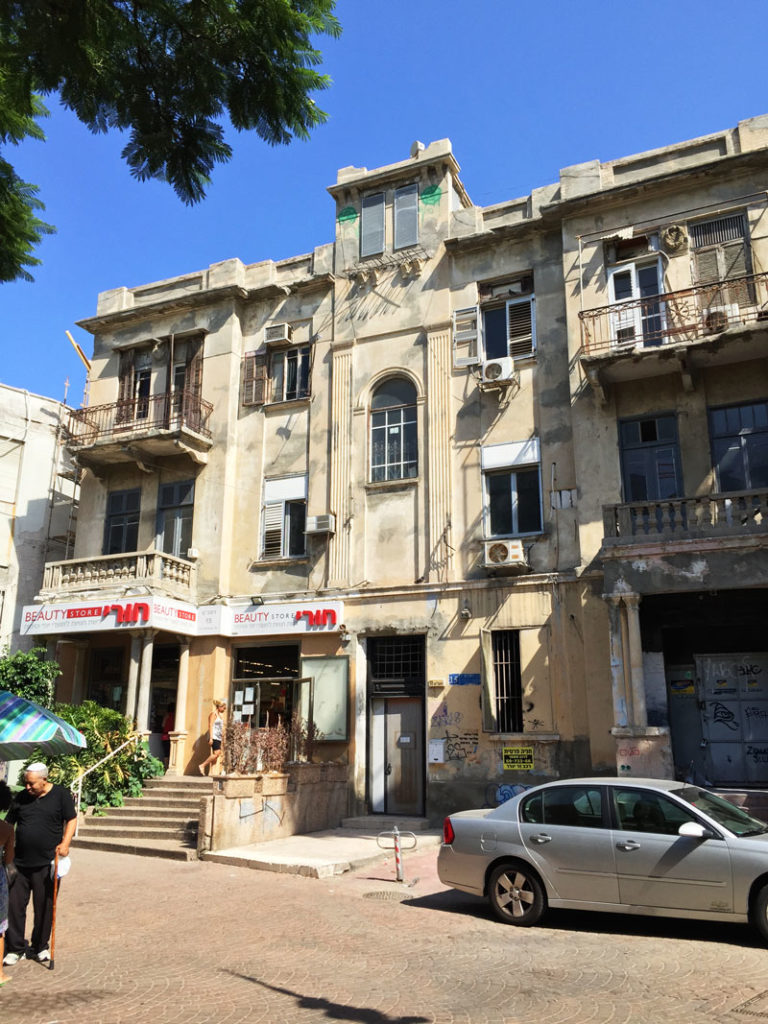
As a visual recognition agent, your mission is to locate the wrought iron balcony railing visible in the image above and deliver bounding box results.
[40,550,196,599]
[603,490,768,545]
[579,272,768,357]
[66,389,213,446]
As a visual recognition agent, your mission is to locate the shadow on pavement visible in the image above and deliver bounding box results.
[222,970,430,1023]
[403,890,763,948]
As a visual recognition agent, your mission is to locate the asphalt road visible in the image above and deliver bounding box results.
[2,845,767,1024]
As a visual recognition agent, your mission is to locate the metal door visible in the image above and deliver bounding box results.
[696,653,768,784]
[370,697,424,816]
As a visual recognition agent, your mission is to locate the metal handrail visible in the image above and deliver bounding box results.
[66,388,213,444]
[72,734,139,835]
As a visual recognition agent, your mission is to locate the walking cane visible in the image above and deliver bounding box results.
[49,851,59,971]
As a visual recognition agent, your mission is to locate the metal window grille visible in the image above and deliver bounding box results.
[690,214,746,248]
[368,637,425,695]
[492,630,522,732]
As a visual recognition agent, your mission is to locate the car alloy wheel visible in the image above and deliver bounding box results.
[488,862,545,926]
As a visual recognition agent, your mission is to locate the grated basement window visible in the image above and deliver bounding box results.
[493,630,523,732]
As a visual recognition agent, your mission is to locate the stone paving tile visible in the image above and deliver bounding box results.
[1,846,766,1024]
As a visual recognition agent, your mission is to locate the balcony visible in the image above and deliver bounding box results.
[66,390,214,469]
[38,550,197,602]
[603,490,768,546]
[578,273,768,399]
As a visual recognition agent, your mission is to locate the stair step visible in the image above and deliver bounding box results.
[82,816,196,831]
[72,836,198,861]
[78,825,195,841]
[92,807,195,821]
[120,797,202,811]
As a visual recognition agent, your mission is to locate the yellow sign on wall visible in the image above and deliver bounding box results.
[502,746,534,770]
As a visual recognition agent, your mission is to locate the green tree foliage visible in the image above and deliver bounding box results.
[0,0,341,281]
[38,701,164,807]
[0,645,61,708]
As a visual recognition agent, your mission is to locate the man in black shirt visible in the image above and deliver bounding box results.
[3,762,76,965]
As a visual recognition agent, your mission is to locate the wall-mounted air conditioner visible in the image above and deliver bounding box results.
[482,539,528,570]
[265,323,292,345]
[481,356,515,385]
[305,514,336,535]
[702,304,740,334]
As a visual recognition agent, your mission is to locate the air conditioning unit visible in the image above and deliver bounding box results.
[305,514,336,535]
[702,304,740,334]
[483,539,528,570]
[264,322,292,345]
[481,356,515,385]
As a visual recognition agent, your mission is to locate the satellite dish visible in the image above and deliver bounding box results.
[410,140,426,158]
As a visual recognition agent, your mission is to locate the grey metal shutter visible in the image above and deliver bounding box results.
[360,193,385,257]
[394,184,418,249]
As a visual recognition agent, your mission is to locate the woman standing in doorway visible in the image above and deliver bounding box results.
[199,700,226,776]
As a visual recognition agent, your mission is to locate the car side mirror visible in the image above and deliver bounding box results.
[678,821,714,839]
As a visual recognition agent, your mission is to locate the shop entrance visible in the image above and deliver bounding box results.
[367,636,425,816]
[149,644,180,761]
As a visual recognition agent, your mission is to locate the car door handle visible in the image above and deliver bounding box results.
[616,840,641,851]
[530,833,552,844]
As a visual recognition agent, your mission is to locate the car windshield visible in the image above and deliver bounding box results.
[673,785,768,836]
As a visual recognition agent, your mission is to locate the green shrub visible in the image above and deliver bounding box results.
[0,646,61,708]
[26,700,164,808]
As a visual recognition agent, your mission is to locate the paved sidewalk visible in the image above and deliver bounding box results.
[204,826,443,876]
[2,843,768,1024]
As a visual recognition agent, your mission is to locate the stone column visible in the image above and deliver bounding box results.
[124,634,143,725]
[167,640,190,776]
[605,594,628,728]
[134,631,155,736]
[623,593,647,728]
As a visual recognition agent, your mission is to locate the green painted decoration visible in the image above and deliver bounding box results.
[420,185,442,207]
[338,205,358,224]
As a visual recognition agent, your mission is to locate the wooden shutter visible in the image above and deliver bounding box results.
[116,349,135,423]
[186,337,203,400]
[360,193,385,258]
[242,354,268,406]
[453,306,480,367]
[394,184,418,249]
[507,297,535,358]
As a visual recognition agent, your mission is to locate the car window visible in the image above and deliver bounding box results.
[613,788,698,835]
[674,785,768,836]
[521,786,604,828]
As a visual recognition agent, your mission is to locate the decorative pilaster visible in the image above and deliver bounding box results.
[426,328,454,582]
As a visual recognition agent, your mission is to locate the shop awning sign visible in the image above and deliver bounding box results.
[21,598,344,638]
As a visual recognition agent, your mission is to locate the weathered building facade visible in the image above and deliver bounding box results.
[1,384,76,653]
[23,116,768,817]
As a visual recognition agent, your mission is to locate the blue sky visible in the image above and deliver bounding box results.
[2,0,767,404]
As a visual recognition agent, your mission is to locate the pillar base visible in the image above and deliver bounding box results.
[612,726,673,779]
[166,730,189,776]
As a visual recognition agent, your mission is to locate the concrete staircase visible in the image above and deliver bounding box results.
[73,775,211,861]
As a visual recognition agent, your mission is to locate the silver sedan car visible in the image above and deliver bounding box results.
[437,777,768,940]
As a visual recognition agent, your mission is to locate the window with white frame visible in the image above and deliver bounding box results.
[270,345,310,402]
[453,277,536,367]
[261,475,307,559]
[370,378,418,482]
[360,193,385,258]
[482,439,542,537]
[394,184,418,249]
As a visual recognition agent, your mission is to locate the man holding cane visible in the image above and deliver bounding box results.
[3,763,76,965]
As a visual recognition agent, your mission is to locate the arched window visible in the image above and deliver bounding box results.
[370,378,418,482]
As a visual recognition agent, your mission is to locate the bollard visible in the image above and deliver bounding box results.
[393,824,403,882]
[376,825,417,883]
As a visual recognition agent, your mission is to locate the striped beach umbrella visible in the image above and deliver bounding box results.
[0,690,87,759]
